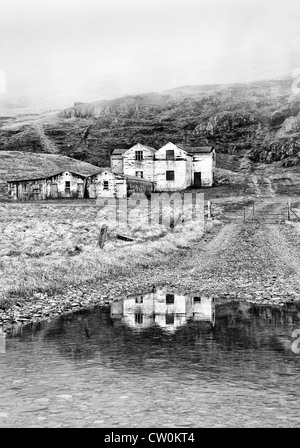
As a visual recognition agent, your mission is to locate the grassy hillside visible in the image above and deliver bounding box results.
[0,151,104,199]
[1,77,300,170]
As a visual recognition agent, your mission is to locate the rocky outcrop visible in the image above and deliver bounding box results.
[276,112,300,136]
[249,138,300,165]
[194,110,259,135]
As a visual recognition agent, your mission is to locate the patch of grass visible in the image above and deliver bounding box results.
[0,202,206,304]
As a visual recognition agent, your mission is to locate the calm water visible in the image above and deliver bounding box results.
[1,288,300,427]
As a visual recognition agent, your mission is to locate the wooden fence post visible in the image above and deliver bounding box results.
[207,200,211,218]
[288,198,291,220]
[98,224,108,249]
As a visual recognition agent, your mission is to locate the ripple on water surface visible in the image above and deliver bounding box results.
[1,287,300,427]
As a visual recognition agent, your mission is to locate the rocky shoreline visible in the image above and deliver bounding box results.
[1,278,296,337]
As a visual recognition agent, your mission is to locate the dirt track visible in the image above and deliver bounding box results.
[143,198,300,304]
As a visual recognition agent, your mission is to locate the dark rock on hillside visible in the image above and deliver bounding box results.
[1,78,300,169]
[249,137,300,165]
[270,94,300,127]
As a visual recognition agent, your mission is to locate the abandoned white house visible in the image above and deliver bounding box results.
[7,168,154,201]
[110,288,215,332]
[7,142,215,201]
[111,142,216,191]
[86,169,153,198]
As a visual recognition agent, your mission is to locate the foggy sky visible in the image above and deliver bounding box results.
[0,0,300,110]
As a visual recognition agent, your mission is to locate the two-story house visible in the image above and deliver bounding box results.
[111,142,215,191]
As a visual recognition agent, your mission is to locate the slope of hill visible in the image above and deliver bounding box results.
[1,77,300,170]
[0,151,103,200]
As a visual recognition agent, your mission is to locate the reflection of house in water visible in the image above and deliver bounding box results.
[0,331,6,354]
[110,288,215,332]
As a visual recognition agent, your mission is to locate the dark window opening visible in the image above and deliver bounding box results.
[166,294,175,304]
[135,313,143,324]
[103,180,109,190]
[135,296,143,304]
[166,150,175,160]
[166,314,175,325]
[135,171,143,178]
[65,181,70,192]
[135,151,143,161]
[194,297,201,303]
[166,170,175,181]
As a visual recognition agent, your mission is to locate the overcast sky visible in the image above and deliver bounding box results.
[0,0,300,109]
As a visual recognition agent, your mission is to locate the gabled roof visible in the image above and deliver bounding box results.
[7,170,69,182]
[112,144,157,156]
[129,143,157,153]
[158,142,189,154]
[186,146,214,154]
[86,167,112,177]
[140,145,157,153]
[7,168,106,183]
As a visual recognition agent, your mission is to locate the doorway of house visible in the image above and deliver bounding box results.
[116,183,124,198]
[17,183,25,200]
[65,181,71,197]
[32,186,41,201]
[50,184,58,198]
[77,183,84,198]
[194,172,201,188]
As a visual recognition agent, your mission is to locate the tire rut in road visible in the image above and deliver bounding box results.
[182,222,300,302]
[266,224,300,299]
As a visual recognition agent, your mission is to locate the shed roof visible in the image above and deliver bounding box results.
[119,174,154,184]
[111,148,127,156]
[186,146,214,154]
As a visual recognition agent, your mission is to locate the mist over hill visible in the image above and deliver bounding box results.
[1,77,300,170]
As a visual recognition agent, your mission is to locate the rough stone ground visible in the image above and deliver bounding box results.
[1,197,300,334]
